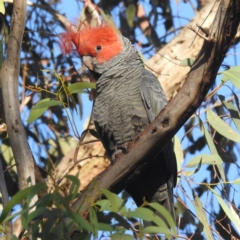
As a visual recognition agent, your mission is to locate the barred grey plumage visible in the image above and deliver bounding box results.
[91,34,177,221]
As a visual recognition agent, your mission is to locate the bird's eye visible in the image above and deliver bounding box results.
[96,46,102,51]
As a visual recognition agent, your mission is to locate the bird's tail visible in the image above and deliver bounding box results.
[152,177,176,224]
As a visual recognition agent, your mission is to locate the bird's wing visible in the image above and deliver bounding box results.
[140,69,167,123]
[126,68,177,221]
[94,120,113,163]
[140,68,177,185]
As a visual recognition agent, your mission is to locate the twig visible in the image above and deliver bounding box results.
[0,160,13,237]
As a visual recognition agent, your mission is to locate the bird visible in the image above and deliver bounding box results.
[60,23,177,222]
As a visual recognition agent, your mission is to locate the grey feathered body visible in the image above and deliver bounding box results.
[92,36,177,219]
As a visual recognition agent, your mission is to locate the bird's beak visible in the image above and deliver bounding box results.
[82,56,94,71]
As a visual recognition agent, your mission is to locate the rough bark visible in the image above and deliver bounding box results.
[148,1,219,100]
[71,0,240,214]
[0,1,36,191]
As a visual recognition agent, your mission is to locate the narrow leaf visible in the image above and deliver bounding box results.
[210,188,240,232]
[143,226,171,236]
[90,207,98,237]
[207,109,240,143]
[125,4,136,28]
[147,202,177,236]
[126,207,170,233]
[101,189,124,212]
[182,171,195,176]
[231,178,240,184]
[221,66,240,89]
[193,191,214,240]
[198,117,226,181]
[111,233,134,240]
[174,135,183,177]
[0,183,45,224]
[67,82,96,94]
[0,0,5,14]
[218,94,240,132]
[27,98,62,123]
[31,100,62,109]
[198,117,217,154]
[186,154,222,168]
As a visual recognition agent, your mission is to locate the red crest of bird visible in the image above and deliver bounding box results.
[59,24,123,64]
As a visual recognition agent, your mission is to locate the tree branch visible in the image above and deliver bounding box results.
[71,0,240,213]
[0,1,36,191]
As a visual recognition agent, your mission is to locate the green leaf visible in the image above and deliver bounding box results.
[174,136,183,179]
[31,99,62,109]
[67,82,96,94]
[218,94,240,132]
[27,98,62,123]
[96,199,112,212]
[193,158,202,174]
[231,178,240,184]
[70,211,93,232]
[98,223,114,232]
[210,188,240,232]
[12,235,18,240]
[207,109,240,143]
[24,207,48,225]
[186,154,222,168]
[125,207,169,233]
[101,189,124,212]
[147,202,177,236]
[182,171,195,176]
[125,4,136,28]
[26,182,47,207]
[89,207,98,237]
[180,58,195,67]
[216,165,226,183]
[143,226,172,236]
[64,174,80,201]
[125,207,153,221]
[0,183,46,224]
[193,191,214,240]
[221,66,240,89]
[4,207,30,223]
[0,0,5,14]
[110,233,134,240]
[198,117,217,154]
[198,117,226,181]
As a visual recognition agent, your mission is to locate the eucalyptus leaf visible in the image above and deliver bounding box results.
[207,109,240,143]
[193,191,214,240]
[27,98,62,123]
[186,154,222,168]
[101,189,124,212]
[0,0,5,14]
[68,82,96,94]
[221,66,240,89]
[210,188,240,232]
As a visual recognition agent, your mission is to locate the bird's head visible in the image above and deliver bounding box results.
[60,24,124,73]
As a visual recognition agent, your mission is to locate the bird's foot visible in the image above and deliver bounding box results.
[111,149,123,163]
